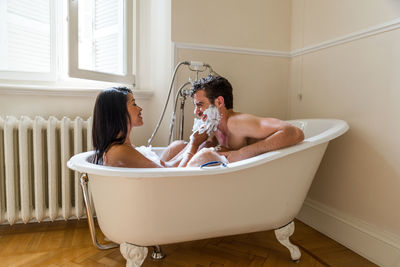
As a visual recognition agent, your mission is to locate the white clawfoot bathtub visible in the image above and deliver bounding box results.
[67,119,349,266]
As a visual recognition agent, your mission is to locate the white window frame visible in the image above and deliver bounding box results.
[68,0,135,85]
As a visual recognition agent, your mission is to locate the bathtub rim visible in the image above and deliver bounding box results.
[67,118,349,178]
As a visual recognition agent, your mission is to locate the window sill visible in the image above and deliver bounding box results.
[0,84,154,99]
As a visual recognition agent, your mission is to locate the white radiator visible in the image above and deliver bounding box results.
[0,116,92,225]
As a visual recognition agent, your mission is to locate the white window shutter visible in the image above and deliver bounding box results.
[0,0,56,80]
[93,0,124,75]
[69,0,134,85]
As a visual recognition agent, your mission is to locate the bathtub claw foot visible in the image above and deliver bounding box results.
[120,243,148,267]
[274,221,301,261]
[151,245,166,260]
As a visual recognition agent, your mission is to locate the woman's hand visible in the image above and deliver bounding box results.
[190,130,209,147]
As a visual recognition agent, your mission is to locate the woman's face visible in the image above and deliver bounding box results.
[126,93,143,127]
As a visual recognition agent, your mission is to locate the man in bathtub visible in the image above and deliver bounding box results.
[181,75,305,164]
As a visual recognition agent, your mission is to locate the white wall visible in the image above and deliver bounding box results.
[290,0,400,237]
[172,0,292,51]
[0,92,96,119]
[171,0,292,140]
[291,0,400,50]
[290,2,400,265]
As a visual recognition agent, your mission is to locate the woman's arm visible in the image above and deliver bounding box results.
[178,130,209,167]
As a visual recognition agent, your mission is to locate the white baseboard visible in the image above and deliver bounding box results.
[297,198,400,267]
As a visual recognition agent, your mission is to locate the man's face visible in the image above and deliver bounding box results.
[193,90,211,120]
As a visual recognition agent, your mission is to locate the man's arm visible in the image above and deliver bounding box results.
[219,115,304,162]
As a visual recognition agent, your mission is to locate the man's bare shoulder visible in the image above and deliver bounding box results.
[226,113,290,139]
[227,112,282,128]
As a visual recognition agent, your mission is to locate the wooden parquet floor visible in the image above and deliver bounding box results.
[0,219,376,267]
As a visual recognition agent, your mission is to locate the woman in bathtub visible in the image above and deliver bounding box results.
[92,87,226,168]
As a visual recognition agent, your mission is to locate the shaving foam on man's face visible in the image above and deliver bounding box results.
[192,105,221,136]
[203,105,220,123]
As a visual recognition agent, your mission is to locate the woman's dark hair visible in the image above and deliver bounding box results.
[190,75,233,109]
[92,87,132,164]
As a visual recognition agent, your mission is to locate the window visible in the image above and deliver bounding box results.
[0,0,135,85]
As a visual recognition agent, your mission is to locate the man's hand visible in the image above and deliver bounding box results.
[218,150,242,162]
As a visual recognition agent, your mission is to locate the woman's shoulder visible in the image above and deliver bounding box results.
[103,144,138,167]
[104,143,163,168]
[106,143,133,156]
